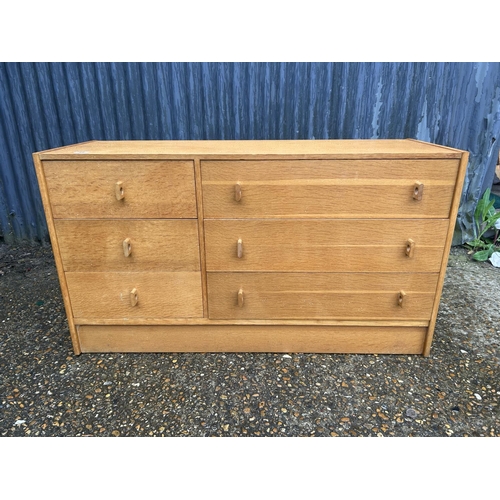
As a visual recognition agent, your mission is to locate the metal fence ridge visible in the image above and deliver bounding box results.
[1,62,499,244]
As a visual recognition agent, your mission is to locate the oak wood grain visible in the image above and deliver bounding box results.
[194,159,209,317]
[202,159,459,218]
[32,154,82,354]
[78,324,427,354]
[43,160,197,219]
[67,272,203,319]
[207,272,438,320]
[55,219,200,272]
[33,139,468,356]
[74,318,429,327]
[424,150,470,355]
[205,219,448,272]
[202,159,461,181]
[39,139,463,160]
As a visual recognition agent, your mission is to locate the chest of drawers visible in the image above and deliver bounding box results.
[33,139,468,356]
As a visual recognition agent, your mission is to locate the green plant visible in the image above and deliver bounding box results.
[465,188,500,261]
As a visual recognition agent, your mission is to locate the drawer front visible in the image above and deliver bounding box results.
[207,272,438,320]
[67,272,203,319]
[201,159,460,218]
[43,160,197,218]
[205,219,448,273]
[55,219,200,272]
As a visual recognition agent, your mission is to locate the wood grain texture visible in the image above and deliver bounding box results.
[201,159,459,218]
[54,219,200,272]
[43,160,197,219]
[67,272,203,319]
[205,219,448,272]
[207,272,438,320]
[32,154,81,354]
[74,318,429,327]
[194,160,209,317]
[33,139,468,356]
[203,183,456,219]
[38,139,463,160]
[202,159,461,182]
[78,324,427,354]
[424,150,470,355]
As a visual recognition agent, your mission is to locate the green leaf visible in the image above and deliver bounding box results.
[472,189,500,240]
[466,238,486,250]
[489,211,500,224]
[482,188,492,215]
[475,199,485,223]
[473,249,492,261]
[485,200,495,218]
[477,188,491,220]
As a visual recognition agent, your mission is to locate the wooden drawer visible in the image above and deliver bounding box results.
[43,160,197,218]
[66,272,203,319]
[33,138,469,356]
[205,219,448,273]
[55,219,200,272]
[201,159,460,218]
[207,272,438,320]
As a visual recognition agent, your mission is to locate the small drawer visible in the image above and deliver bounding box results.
[205,219,448,273]
[207,272,438,320]
[201,159,460,218]
[43,160,197,218]
[55,219,200,272]
[67,272,203,319]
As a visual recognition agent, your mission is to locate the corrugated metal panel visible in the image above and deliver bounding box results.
[1,62,499,244]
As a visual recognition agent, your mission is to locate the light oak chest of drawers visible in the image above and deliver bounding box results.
[33,139,468,356]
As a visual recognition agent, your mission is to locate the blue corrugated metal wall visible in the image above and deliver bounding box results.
[1,62,499,244]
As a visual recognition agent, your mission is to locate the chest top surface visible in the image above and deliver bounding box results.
[37,139,464,160]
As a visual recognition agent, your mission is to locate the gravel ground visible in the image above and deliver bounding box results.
[1,242,499,437]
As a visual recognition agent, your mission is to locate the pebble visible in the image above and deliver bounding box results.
[0,243,499,437]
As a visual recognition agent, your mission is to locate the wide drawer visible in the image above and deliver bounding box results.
[201,159,460,218]
[66,272,203,319]
[55,219,200,272]
[207,272,438,320]
[43,160,197,218]
[205,219,448,273]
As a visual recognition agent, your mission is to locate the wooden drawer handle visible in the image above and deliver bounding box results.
[237,238,243,258]
[237,288,244,307]
[123,238,132,257]
[130,288,138,307]
[398,290,406,307]
[413,181,424,201]
[234,182,242,202]
[115,181,125,200]
[405,238,415,258]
